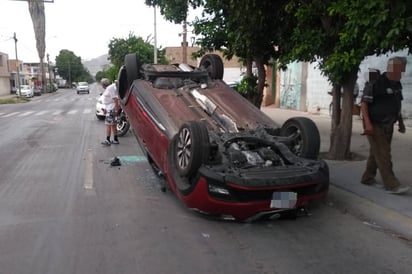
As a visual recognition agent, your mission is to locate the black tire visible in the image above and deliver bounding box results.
[280,117,320,159]
[117,66,128,101]
[125,53,141,87]
[199,54,224,80]
[96,114,105,121]
[116,116,130,137]
[174,121,209,178]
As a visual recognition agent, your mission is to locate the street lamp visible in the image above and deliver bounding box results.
[153,7,157,64]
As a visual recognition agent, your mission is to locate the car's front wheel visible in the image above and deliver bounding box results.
[174,121,210,178]
[280,117,320,160]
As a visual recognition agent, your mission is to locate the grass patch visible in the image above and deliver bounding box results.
[0,97,30,104]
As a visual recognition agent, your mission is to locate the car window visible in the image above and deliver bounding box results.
[79,82,88,86]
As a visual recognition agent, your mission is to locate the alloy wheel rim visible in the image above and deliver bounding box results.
[176,128,192,169]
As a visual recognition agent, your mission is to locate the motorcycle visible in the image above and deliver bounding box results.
[116,108,130,137]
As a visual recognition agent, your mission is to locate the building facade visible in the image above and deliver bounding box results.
[164,47,243,83]
[0,52,11,96]
[267,50,412,121]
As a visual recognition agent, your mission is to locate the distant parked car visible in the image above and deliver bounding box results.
[76,82,89,94]
[33,86,42,96]
[19,85,34,98]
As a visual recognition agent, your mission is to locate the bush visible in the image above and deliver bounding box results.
[235,75,258,99]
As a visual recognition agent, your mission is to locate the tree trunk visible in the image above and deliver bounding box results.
[328,70,358,160]
[245,56,253,77]
[253,57,266,108]
[28,0,46,91]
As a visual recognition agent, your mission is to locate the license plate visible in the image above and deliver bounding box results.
[270,192,297,209]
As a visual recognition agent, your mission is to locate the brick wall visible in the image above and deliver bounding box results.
[165,47,242,68]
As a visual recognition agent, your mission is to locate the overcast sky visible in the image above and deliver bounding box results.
[0,0,199,62]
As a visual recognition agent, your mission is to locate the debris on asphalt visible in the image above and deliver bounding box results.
[110,157,121,166]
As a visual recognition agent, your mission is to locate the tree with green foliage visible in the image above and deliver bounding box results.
[145,0,203,23]
[146,0,285,107]
[95,66,119,83]
[108,33,168,69]
[55,50,92,85]
[147,0,412,160]
[278,0,412,160]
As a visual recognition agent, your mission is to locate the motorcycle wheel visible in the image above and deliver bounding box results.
[116,117,130,137]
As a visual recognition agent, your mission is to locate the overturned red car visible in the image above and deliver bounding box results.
[117,53,329,221]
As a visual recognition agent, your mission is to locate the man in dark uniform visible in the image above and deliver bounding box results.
[361,56,408,194]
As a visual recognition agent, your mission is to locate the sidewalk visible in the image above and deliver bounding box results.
[262,106,412,239]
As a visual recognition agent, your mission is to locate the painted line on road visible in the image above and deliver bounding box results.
[52,109,63,115]
[2,111,20,117]
[18,111,35,117]
[67,109,78,115]
[35,110,48,116]
[84,149,94,190]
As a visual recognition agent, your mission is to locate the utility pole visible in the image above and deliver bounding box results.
[13,32,21,97]
[68,62,71,87]
[153,7,157,64]
[47,53,52,92]
[182,21,188,64]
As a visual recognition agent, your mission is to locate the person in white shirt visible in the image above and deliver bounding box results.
[100,78,120,145]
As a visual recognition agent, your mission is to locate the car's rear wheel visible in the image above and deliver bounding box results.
[280,117,320,160]
[199,54,224,80]
[125,53,141,87]
[174,121,210,178]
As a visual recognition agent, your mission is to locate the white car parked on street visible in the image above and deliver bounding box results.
[19,85,34,97]
[95,94,105,120]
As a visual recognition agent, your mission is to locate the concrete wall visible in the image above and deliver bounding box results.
[279,62,304,110]
[357,50,412,119]
[306,63,332,114]
[0,52,11,96]
[278,50,412,119]
[223,67,243,83]
[165,47,243,69]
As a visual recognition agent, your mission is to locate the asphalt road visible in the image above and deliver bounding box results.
[0,86,411,274]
